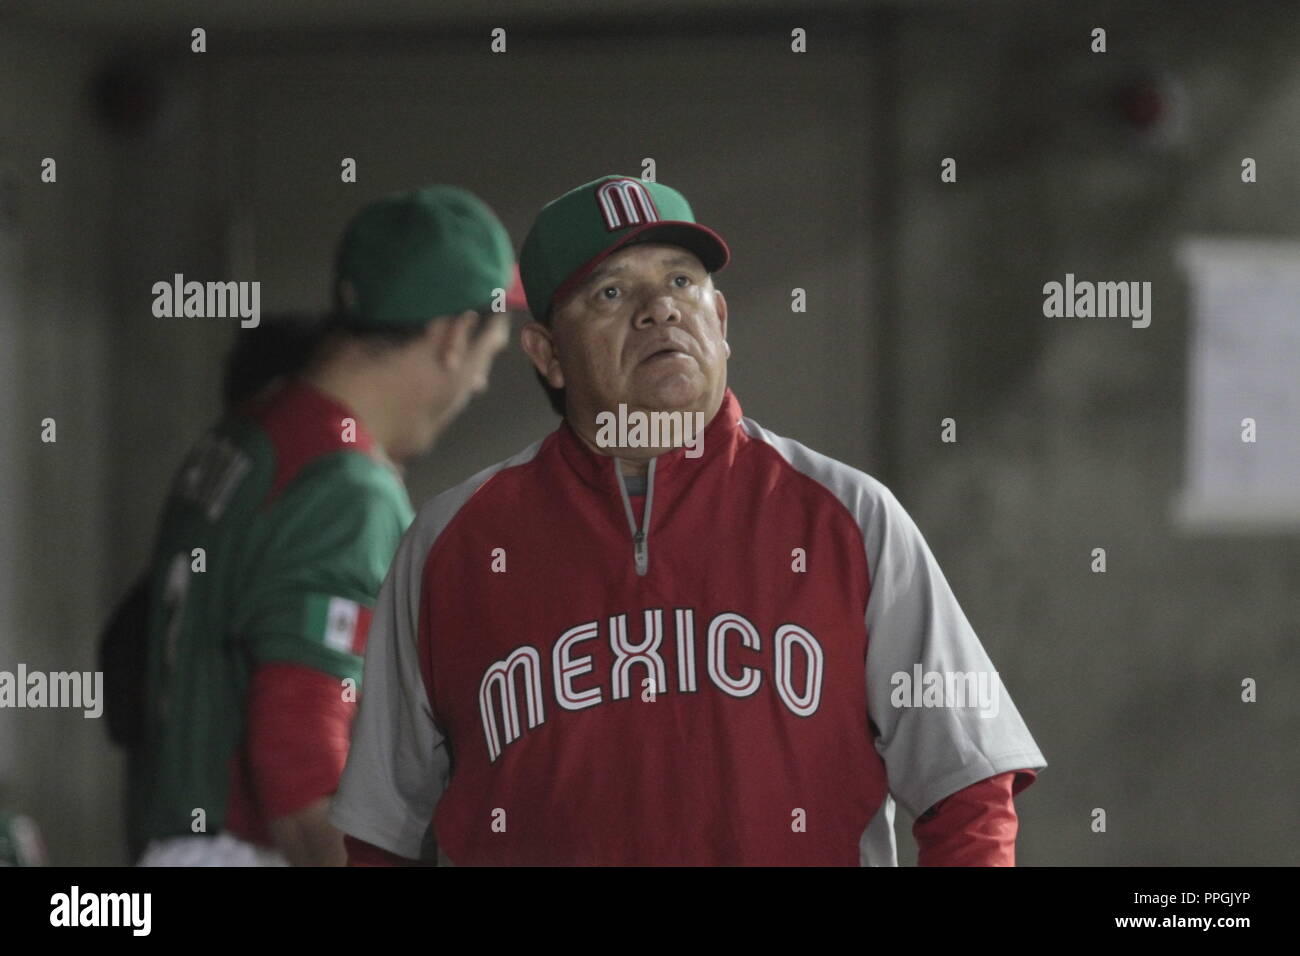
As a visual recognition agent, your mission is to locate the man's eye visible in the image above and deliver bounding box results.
[672,275,692,287]
[601,286,620,299]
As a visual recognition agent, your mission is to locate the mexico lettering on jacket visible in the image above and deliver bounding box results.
[478,608,826,761]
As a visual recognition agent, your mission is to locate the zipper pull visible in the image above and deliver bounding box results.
[633,529,648,576]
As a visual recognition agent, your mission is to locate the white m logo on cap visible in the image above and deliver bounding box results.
[596,179,660,232]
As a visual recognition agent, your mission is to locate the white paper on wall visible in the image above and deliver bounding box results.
[1175,237,1300,531]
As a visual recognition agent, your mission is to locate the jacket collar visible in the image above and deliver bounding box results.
[555,389,744,492]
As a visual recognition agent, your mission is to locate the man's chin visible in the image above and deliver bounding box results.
[630,376,709,412]
[406,418,446,460]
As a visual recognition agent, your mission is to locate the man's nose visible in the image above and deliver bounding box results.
[632,296,681,328]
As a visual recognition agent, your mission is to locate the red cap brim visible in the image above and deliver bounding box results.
[505,264,529,311]
[550,221,731,317]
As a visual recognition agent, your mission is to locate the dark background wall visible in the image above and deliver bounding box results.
[0,0,1296,865]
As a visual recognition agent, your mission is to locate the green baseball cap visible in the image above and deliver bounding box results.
[334,185,517,326]
[519,175,730,322]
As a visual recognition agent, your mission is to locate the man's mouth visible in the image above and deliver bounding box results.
[638,344,694,365]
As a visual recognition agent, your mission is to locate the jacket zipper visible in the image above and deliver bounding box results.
[615,457,656,576]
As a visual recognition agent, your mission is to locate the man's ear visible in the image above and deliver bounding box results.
[431,310,478,368]
[713,287,728,344]
[520,321,565,389]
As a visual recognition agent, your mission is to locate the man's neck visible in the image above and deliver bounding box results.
[570,428,650,477]
[300,366,400,466]
[567,391,725,477]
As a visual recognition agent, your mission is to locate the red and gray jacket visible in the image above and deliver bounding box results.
[331,389,1046,865]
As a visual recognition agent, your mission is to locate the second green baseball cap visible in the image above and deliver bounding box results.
[519,175,730,322]
[334,185,517,326]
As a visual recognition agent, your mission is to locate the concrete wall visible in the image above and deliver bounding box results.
[0,28,120,866]
[891,2,1300,864]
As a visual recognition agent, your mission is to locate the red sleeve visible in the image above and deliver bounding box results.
[344,834,424,867]
[912,769,1037,866]
[246,662,357,820]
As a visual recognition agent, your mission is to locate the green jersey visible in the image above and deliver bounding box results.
[131,381,414,849]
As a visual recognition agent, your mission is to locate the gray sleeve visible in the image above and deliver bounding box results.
[737,418,1047,824]
[328,438,546,860]
[862,483,1047,819]
[329,503,449,860]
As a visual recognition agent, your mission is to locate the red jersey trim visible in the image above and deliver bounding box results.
[240,379,379,503]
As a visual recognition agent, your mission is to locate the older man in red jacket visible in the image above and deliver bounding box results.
[332,175,1046,867]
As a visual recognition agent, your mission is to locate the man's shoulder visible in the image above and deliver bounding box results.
[234,380,391,503]
[274,447,409,519]
[739,415,898,517]
[404,433,553,551]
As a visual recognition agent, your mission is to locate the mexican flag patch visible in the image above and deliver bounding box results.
[308,595,374,655]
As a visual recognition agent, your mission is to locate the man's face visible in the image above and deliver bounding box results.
[527,242,729,427]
